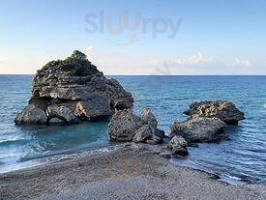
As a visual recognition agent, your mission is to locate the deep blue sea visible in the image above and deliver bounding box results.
[0,75,265,184]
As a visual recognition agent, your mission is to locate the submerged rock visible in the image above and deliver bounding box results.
[168,136,188,157]
[170,117,227,143]
[184,100,245,125]
[108,108,165,144]
[15,50,133,125]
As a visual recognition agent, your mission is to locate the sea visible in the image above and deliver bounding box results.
[0,75,265,184]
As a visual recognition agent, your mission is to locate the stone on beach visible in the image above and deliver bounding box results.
[15,50,133,125]
[168,135,189,157]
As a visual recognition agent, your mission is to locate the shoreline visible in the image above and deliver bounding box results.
[0,143,252,186]
[1,143,265,200]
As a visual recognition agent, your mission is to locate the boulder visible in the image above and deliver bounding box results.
[46,105,79,124]
[108,109,143,142]
[170,117,227,143]
[15,50,133,125]
[15,104,47,125]
[141,107,165,141]
[108,108,165,144]
[168,136,188,157]
[154,128,165,139]
[141,107,158,129]
[184,100,245,125]
[132,124,153,143]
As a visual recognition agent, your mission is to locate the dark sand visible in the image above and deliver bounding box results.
[0,144,265,200]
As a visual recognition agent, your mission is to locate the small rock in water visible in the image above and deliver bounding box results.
[184,100,245,125]
[170,117,227,143]
[108,108,165,145]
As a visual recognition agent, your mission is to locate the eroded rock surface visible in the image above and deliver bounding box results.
[168,136,188,157]
[170,117,227,143]
[108,108,165,144]
[184,100,245,124]
[15,50,133,125]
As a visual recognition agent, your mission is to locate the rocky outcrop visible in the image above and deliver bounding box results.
[15,50,133,125]
[108,109,143,142]
[170,117,227,143]
[108,108,165,144]
[46,105,79,124]
[184,100,245,125]
[168,136,188,157]
[15,104,48,125]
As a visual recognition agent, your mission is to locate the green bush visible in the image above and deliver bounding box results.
[40,51,103,76]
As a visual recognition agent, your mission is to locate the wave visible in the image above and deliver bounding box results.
[0,138,29,146]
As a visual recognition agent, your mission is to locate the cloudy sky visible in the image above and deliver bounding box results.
[1,0,266,75]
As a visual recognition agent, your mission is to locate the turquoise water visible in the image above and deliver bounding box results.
[0,75,265,183]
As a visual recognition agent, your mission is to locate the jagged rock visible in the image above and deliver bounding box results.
[74,95,111,120]
[171,117,227,143]
[113,99,133,111]
[108,109,143,142]
[132,124,153,143]
[150,134,164,144]
[154,128,165,139]
[141,107,165,141]
[108,108,165,144]
[184,100,245,124]
[46,105,79,124]
[15,50,133,125]
[15,104,47,125]
[141,107,158,129]
[168,136,188,157]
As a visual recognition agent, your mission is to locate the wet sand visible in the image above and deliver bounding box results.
[0,144,265,200]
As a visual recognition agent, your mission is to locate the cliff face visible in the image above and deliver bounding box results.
[15,50,134,125]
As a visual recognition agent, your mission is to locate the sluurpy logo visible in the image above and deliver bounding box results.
[85,10,182,45]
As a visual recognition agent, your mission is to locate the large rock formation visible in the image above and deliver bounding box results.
[15,50,134,125]
[108,108,165,144]
[184,100,245,125]
[170,117,227,143]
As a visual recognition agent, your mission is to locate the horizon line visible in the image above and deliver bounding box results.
[1,74,266,76]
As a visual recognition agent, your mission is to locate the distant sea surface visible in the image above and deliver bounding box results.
[0,75,265,184]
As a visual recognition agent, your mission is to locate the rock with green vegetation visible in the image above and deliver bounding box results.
[15,50,134,125]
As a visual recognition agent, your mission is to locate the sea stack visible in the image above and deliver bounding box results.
[15,50,134,125]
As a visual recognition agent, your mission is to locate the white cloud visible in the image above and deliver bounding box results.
[85,46,93,60]
[173,52,214,66]
[232,57,251,68]
[0,57,8,63]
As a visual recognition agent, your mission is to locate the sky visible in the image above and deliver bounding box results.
[0,0,266,75]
